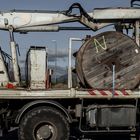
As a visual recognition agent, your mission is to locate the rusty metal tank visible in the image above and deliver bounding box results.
[76,31,140,89]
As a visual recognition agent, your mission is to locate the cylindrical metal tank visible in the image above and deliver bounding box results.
[76,31,140,89]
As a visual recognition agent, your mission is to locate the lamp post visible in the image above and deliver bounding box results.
[52,40,57,84]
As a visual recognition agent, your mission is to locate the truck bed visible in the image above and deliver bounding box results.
[0,88,139,99]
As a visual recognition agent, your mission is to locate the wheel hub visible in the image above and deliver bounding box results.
[36,124,54,140]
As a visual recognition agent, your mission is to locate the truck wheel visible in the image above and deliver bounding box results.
[18,106,70,140]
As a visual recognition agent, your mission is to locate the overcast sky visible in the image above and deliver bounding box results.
[0,0,132,68]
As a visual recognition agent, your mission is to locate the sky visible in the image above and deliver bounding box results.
[0,0,132,70]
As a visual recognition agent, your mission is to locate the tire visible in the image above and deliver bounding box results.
[18,106,70,140]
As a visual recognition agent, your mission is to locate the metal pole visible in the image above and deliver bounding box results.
[68,38,82,88]
[52,40,57,84]
[135,20,140,46]
[9,27,20,84]
[112,64,115,96]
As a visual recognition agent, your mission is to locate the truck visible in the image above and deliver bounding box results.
[0,0,140,140]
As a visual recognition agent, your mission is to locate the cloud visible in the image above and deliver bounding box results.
[48,47,77,62]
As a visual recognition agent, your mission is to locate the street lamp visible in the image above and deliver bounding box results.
[52,40,57,84]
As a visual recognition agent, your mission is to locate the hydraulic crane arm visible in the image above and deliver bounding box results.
[0,3,140,33]
[0,3,140,32]
[0,3,103,32]
[0,11,78,31]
